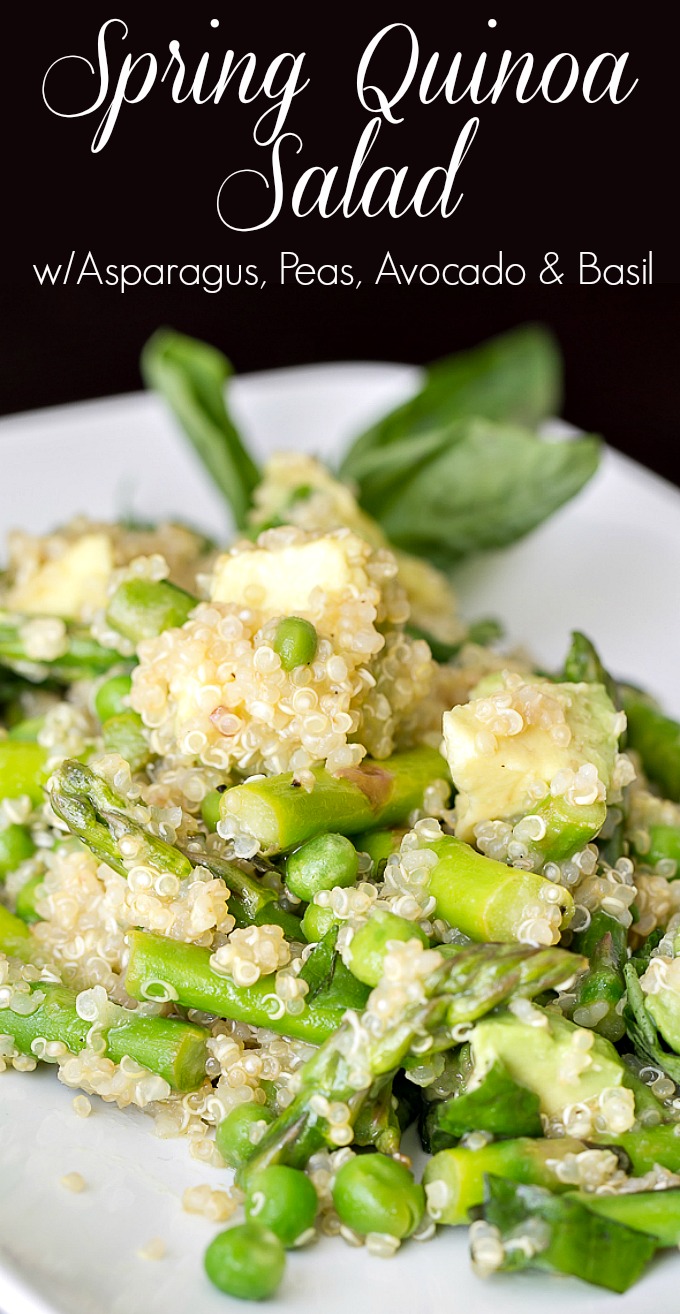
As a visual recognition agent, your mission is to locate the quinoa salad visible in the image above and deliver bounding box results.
[3,327,680,1302]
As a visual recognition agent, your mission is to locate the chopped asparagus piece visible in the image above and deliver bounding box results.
[424,1136,587,1224]
[220,747,450,854]
[427,835,573,943]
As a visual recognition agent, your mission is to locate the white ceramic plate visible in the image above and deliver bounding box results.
[1,364,679,1314]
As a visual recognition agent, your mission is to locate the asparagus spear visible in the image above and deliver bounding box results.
[590,1126,680,1175]
[0,613,126,682]
[423,1135,588,1224]
[0,980,208,1091]
[623,688,680,801]
[573,1189,680,1246]
[426,835,573,944]
[49,759,300,936]
[562,630,620,707]
[1,901,208,1089]
[563,909,627,1041]
[219,747,451,854]
[479,1176,656,1293]
[125,929,350,1045]
[240,942,583,1176]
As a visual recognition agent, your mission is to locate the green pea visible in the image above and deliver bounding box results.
[332,1153,425,1239]
[286,832,359,902]
[201,788,224,832]
[354,828,402,873]
[216,1103,274,1169]
[345,909,429,987]
[245,1165,318,1247]
[204,1223,285,1301]
[94,674,133,723]
[0,825,36,879]
[14,871,44,923]
[300,902,335,944]
[273,617,318,671]
[107,579,196,643]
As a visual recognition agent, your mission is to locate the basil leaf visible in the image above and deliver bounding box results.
[340,324,562,483]
[352,417,600,570]
[141,330,260,530]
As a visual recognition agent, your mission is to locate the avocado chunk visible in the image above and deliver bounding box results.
[442,672,623,853]
[469,1008,629,1120]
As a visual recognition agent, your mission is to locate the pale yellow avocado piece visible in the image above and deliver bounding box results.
[442,673,620,841]
[210,538,369,618]
[7,534,113,618]
[471,1011,626,1117]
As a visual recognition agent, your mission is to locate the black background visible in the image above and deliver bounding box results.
[2,4,677,479]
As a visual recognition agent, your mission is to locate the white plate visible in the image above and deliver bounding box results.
[1,364,679,1314]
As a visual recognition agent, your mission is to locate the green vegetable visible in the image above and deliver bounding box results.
[426,835,573,943]
[125,930,353,1045]
[0,741,50,806]
[574,1189,680,1246]
[624,960,680,1083]
[344,908,428,987]
[242,943,583,1177]
[0,980,208,1091]
[633,823,680,870]
[623,688,680,801]
[353,828,402,872]
[332,1152,424,1239]
[216,1104,274,1170]
[300,902,334,943]
[480,1175,656,1293]
[341,326,563,479]
[273,617,318,671]
[593,1126,680,1175]
[0,902,33,959]
[0,614,126,682]
[564,910,628,1042]
[106,578,196,643]
[102,711,151,773]
[406,616,503,664]
[0,824,36,878]
[245,1165,318,1246]
[469,1010,628,1117]
[297,926,369,1013]
[7,716,45,743]
[562,630,620,707]
[94,674,133,723]
[14,872,44,923]
[423,1136,586,1224]
[285,832,358,901]
[340,418,599,573]
[220,747,450,854]
[423,1058,543,1151]
[49,759,299,937]
[141,330,260,531]
[201,788,224,832]
[204,1223,285,1301]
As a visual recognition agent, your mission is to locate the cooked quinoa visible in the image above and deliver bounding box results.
[2,450,680,1301]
